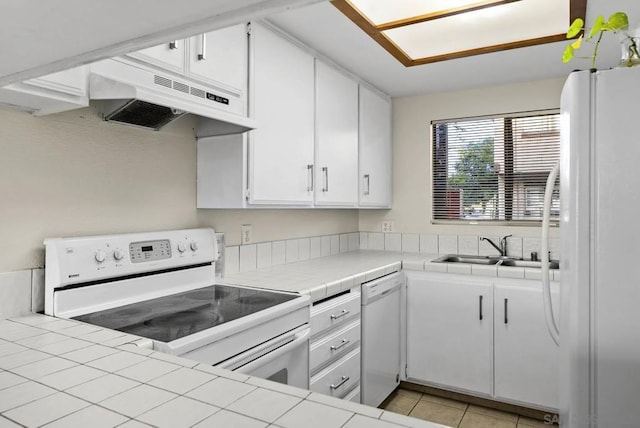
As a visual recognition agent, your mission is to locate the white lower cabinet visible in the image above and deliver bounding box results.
[405,272,494,396]
[344,385,361,403]
[405,271,560,410]
[310,320,360,370]
[310,348,361,399]
[494,279,560,409]
[309,288,361,400]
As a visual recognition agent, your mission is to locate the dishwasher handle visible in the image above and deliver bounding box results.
[362,278,402,305]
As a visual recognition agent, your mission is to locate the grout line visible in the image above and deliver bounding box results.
[458,404,469,428]
[404,392,422,415]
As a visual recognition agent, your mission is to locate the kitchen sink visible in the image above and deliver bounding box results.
[499,259,560,269]
[433,254,559,270]
[434,255,502,265]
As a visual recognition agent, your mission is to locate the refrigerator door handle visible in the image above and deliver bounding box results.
[542,161,560,345]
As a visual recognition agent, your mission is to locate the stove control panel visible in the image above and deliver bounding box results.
[129,239,172,263]
[44,228,217,292]
[44,227,219,317]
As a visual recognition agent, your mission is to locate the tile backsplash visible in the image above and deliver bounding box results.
[223,231,561,276]
[225,232,360,276]
[0,268,45,319]
[357,232,560,261]
[0,231,561,319]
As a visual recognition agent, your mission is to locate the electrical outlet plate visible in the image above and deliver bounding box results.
[241,224,253,245]
[382,220,395,233]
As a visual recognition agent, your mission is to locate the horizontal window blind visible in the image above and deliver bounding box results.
[432,110,560,223]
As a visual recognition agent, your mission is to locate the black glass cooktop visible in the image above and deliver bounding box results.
[72,284,298,343]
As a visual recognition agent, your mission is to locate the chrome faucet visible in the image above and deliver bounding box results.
[480,235,512,257]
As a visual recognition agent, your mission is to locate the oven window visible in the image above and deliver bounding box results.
[267,368,288,385]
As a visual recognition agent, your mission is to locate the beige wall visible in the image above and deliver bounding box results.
[0,105,357,272]
[0,78,564,272]
[359,77,566,237]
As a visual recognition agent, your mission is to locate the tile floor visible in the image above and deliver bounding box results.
[380,389,557,428]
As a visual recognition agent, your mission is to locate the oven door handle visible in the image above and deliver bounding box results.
[218,326,310,373]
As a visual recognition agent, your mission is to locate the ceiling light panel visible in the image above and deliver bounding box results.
[332,0,584,66]
[384,0,569,60]
[348,0,508,25]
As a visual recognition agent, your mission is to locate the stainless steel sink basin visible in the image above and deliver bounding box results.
[499,259,560,270]
[433,254,559,270]
[433,255,501,265]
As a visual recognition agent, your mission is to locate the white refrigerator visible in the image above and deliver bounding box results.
[556,67,640,427]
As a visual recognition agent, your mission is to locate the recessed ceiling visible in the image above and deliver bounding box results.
[332,0,586,66]
[267,0,632,97]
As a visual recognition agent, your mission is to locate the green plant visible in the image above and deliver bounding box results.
[562,12,639,68]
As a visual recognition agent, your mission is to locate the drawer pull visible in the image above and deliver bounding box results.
[330,375,350,390]
[504,298,509,324]
[198,33,207,60]
[330,339,350,351]
[330,309,350,320]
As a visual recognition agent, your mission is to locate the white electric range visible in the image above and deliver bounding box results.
[43,228,311,388]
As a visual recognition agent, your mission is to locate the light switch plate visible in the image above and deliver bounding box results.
[382,220,395,233]
[241,224,253,245]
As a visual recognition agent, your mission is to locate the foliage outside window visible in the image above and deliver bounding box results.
[432,111,560,224]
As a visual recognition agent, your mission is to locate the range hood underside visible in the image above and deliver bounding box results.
[89,60,256,135]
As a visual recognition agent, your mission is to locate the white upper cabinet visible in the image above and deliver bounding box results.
[0,66,89,115]
[185,24,248,99]
[359,85,392,208]
[248,23,315,205]
[124,24,248,117]
[314,60,358,207]
[196,22,392,210]
[126,40,185,75]
[494,279,560,410]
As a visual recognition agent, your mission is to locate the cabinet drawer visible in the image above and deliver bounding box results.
[310,319,360,373]
[311,290,361,337]
[344,386,361,403]
[310,348,360,399]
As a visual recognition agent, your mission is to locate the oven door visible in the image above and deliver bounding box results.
[217,325,310,389]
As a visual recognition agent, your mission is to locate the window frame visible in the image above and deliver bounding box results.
[430,108,560,227]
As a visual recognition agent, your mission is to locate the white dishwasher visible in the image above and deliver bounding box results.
[361,271,403,407]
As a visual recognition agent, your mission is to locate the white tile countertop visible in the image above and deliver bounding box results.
[0,314,447,428]
[222,250,560,302]
[222,250,425,302]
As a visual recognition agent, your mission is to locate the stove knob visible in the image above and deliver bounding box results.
[177,242,186,253]
[113,249,125,261]
[95,250,106,263]
[190,241,198,252]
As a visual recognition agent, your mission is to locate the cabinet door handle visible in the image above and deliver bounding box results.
[479,295,483,321]
[364,174,370,195]
[330,339,350,351]
[322,167,329,192]
[197,33,207,60]
[330,309,350,320]
[307,164,314,191]
[504,298,509,324]
[169,40,178,50]
[330,375,350,390]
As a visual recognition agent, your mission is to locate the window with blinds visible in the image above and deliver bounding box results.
[432,110,560,224]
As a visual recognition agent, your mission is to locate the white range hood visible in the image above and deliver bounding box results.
[89,58,256,135]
